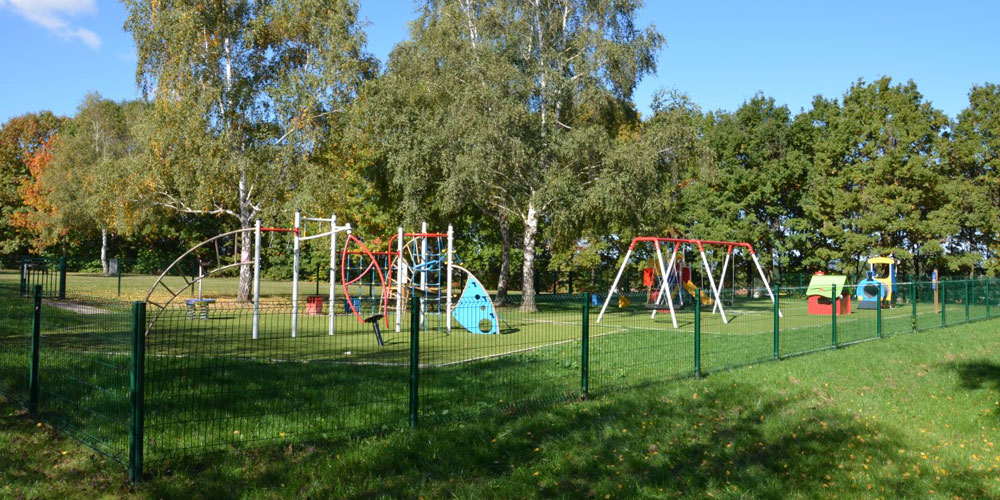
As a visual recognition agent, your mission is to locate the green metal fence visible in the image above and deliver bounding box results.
[0,277,997,483]
[17,256,66,299]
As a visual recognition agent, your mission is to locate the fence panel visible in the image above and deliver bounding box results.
[0,283,32,405]
[835,284,879,346]
[419,294,583,424]
[882,281,914,337]
[37,293,133,464]
[590,291,694,390]
[970,279,989,322]
[17,257,65,299]
[142,299,410,464]
[699,289,776,372]
[778,286,834,357]
[915,281,941,331]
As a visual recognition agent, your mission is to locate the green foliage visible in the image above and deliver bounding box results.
[801,78,953,276]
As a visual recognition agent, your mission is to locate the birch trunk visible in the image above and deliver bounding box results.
[100,228,109,276]
[236,169,253,302]
[238,219,253,302]
[495,211,511,306]
[520,203,539,312]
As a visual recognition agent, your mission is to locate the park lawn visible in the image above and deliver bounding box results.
[2,317,999,499]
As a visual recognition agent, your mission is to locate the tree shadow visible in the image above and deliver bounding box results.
[137,380,995,500]
[948,360,1000,393]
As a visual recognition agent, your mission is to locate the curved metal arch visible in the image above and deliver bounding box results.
[144,228,257,333]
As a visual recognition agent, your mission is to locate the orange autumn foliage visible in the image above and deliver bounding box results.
[9,134,62,251]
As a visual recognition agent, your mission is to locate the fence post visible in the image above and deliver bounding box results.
[128,301,146,484]
[987,279,991,320]
[581,292,590,398]
[911,280,917,333]
[773,284,780,360]
[28,285,42,414]
[831,284,838,348]
[876,283,883,339]
[57,256,66,300]
[694,288,701,377]
[408,293,420,429]
[965,280,971,323]
[941,284,946,327]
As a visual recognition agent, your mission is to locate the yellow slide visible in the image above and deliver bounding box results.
[683,280,714,306]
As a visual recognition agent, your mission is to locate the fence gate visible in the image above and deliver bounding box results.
[19,257,66,299]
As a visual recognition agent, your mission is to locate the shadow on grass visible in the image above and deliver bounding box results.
[137,380,995,500]
[949,360,1000,394]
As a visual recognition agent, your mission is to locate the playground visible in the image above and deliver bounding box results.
[2,220,998,480]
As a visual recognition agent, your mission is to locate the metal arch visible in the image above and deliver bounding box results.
[143,228,257,334]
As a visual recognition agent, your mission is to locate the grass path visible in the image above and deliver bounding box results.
[3,317,1000,499]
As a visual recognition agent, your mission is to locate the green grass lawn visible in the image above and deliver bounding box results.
[3,315,1000,499]
[3,273,999,498]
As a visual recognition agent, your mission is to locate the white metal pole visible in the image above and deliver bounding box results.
[750,251,782,318]
[699,246,728,323]
[651,243,680,321]
[446,224,454,332]
[198,263,203,300]
[596,246,633,323]
[329,214,336,336]
[651,241,679,328]
[712,249,732,314]
[651,243,678,314]
[420,221,428,326]
[291,211,301,338]
[395,226,404,332]
[253,219,261,340]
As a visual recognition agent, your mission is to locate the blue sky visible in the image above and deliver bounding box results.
[2,0,998,123]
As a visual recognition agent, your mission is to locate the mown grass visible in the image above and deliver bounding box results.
[2,316,999,499]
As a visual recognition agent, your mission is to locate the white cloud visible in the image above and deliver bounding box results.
[0,0,101,50]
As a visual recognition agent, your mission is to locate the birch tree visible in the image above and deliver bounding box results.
[367,0,662,311]
[123,0,374,300]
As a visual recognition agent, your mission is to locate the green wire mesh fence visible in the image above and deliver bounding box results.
[37,293,133,465]
[0,277,997,482]
[0,283,31,405]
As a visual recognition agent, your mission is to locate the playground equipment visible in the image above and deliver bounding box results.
[857,256,897,309]
[144,215,353,339]
[806,272,851,315]
[596,237,780,328]
[643,256,686,309]
[290,212,352,337]
[340,222,500,337]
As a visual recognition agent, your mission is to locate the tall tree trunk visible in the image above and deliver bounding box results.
[520,203,539,312]
[238,219,253,302]
[236,169,253,302]
[100,227,109,276]
[495,211,511,305]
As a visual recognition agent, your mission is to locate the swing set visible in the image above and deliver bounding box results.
[596,237,781,328]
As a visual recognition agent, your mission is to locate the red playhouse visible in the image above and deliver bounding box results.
[806,272,851,315]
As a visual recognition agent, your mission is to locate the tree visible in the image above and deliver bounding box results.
[41,93,147,274]
[800,78,953,276]
[8,134,61,253]
[0,111,65,255]
[123,0,375,300]
[580,91,710,281]
[686,94,810,280]
[950,83,1000,274]
[366,0,663,311]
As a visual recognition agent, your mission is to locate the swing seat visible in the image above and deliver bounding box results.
[644,304,672,311]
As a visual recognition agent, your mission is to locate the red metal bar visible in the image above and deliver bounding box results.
[404,232,448,238]
[629,236,755,254]
[260,227,299,234]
